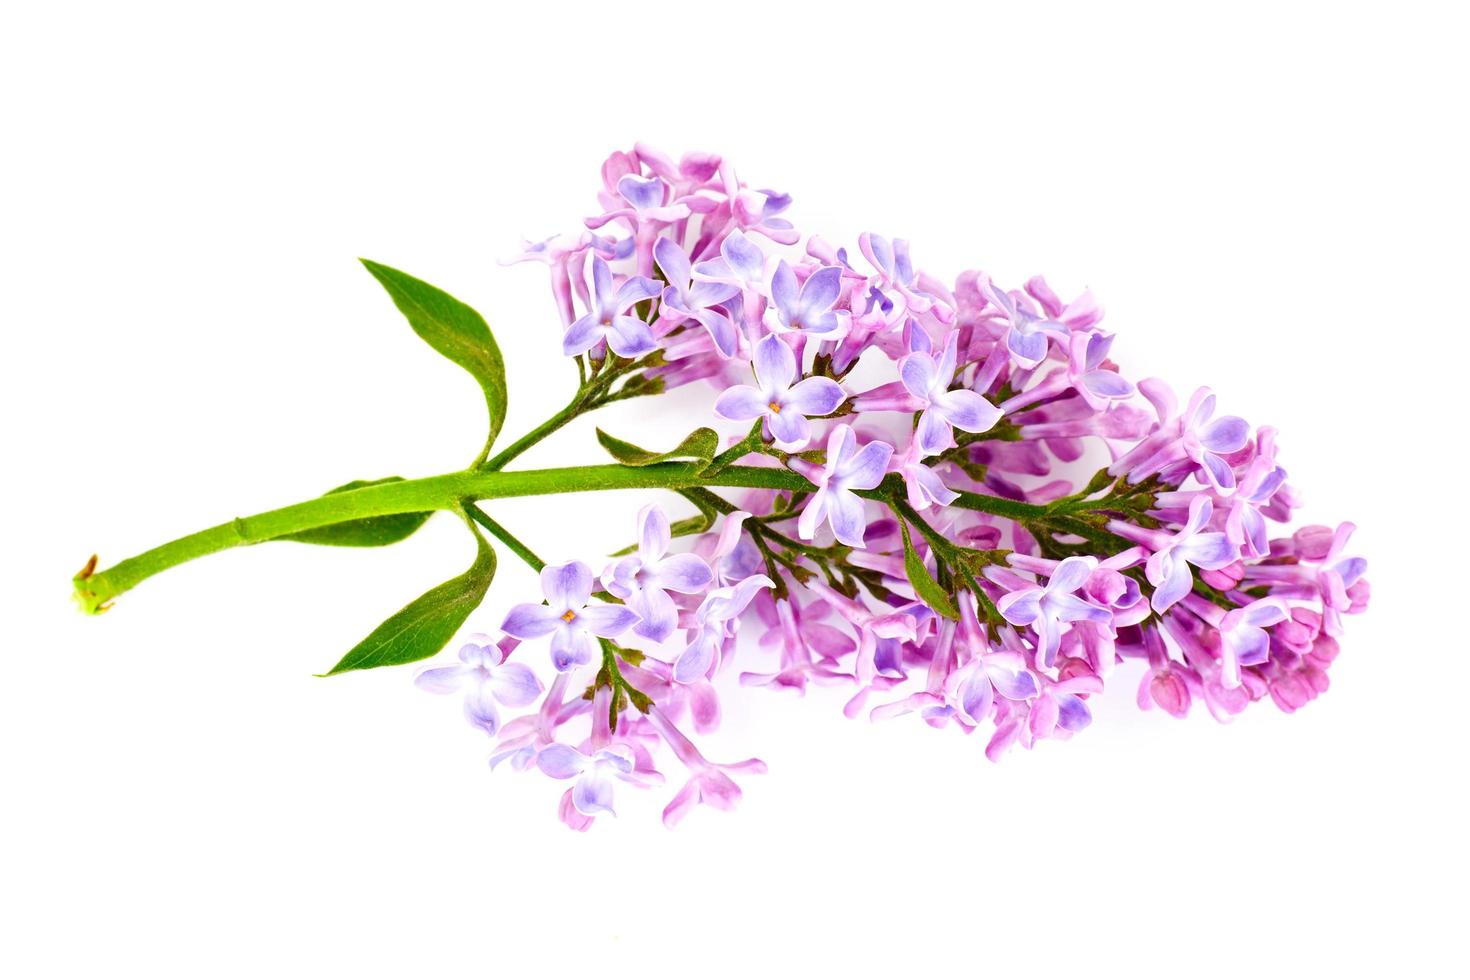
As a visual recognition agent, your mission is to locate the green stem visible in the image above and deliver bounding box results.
[480,397,585,472]
[463,504,545,571]
[478,353,663,472]
[76,462,1052,613]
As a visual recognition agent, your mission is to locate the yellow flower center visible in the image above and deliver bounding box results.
[561,609,577,623]
[768,401,782,413]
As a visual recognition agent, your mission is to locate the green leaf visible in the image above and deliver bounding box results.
[1078,467,1117,497]
[899,518,959,620]
[320,527,496,675]
[595,427,719,468]
[274,478,433,547]
[360,259,508,456]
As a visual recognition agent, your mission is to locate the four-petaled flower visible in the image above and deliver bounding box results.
[501,561,640,671]
[996,556,1114,669]
[1218,598,1290,689]
[604,505,715,643]
[1144,497,1239,612]
[646,706,766,828]
[673,573,774,684]
[562,256,662,358]
[987,281,1071,369]
[1312,522,1367,635]
[536,742,643,817]
[894,437,959,510]
[713,333,845,451]
[692,229,770,301]
[946,650,1040,727]
[767,259,847,337]
[796,424,893,548]
[1180,388,1250,490]
[858,232,935,315]
[1067,331,1135,410]
[653,237,739,358]
[610,174,691,223]
[414,637,544,738]
[899,332,1002,455]
[1227,428,1288,558]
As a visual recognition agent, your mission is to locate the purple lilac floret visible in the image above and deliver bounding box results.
[415,144,1370,830]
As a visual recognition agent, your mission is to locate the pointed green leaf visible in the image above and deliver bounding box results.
[595,427,719,468]
[360,259,508,455]
[275,478,433,547]
[321,528,496,675]
[899,518,959,620]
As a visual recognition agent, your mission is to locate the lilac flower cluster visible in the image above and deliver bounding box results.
[419,145,1369,829]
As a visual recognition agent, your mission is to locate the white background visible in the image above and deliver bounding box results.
[3,2,1465,977]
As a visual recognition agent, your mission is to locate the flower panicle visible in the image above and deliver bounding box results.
[421,145,1367,829]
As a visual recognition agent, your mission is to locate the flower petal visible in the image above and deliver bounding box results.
[550,625,597,671]
[577,604,641,638]
[770,260,799,318]
[561,313,603,357]
[654,553,713,593]
[1178,532,1238,570]
[722,230,764,282]
[639,504,671,563]
[799,266,843,314]
[937,388,1002,433]
[784,376,845,417]
[537,742,589,779]
[1200,451,1237,491]
[617,174,665,211]
[488,662,543,708]
[989,664,1040,701]
[826,489,869,548]
[1184,496,1214,535]
[997,589,1043,626]
[661,780,700,828]
[1007,328,1048,366]
[700,574,773,623]
[500,603,562,639]
[766,406,811,448]
[1200,415,1250,454]
[673,633,717,684]
[606,315,656,358]
[914,408,953,457]
[1048,592,1112,624]
[463,685,501,737]
[1241,598,1290,629]
[823,423,857,474]
[752,332,796,391]
[713,384,769,421]
[899,351,939,401]
[958,670,993,725]
[1048,556,1098,595]
[797,486,829,542]
[542,561,593,610]
[1081,369,1134,399]
[1055,693,1092,732]
[572,772,616,816]
[590,256,614,307]
[414,664,470,694]
[1149,557,1193,613]
[652,236,691,293]
[839,440,894,491]
[692,309,738,358]
[631,586,679,643]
